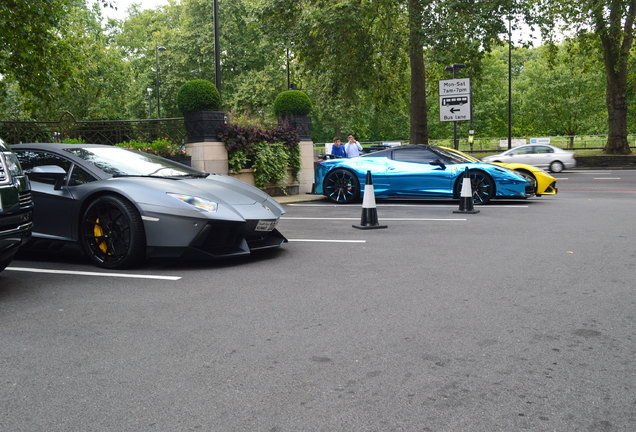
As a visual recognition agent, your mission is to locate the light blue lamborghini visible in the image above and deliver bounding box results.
[314,145,534,204]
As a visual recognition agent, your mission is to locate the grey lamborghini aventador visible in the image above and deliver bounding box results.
[11,143,287,269]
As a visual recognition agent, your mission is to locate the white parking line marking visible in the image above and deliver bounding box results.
[283,217,466,221]
[288,203,528,208]
[6,267,181,280]
[593,177,621,180]
[288,239,367,243]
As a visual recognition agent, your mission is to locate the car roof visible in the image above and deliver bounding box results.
[362,144,436,158]
[11,142,109,150]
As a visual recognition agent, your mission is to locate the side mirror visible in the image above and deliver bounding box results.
[29,165,67,190]
[429,159,446,170]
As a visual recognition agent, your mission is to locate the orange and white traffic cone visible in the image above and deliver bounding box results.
[353,171,387,230]
[453,167,480,214]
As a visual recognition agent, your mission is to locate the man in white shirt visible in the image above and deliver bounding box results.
[344,134,363,158]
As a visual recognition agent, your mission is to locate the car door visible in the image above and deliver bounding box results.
[386,148,454,197]
[14,150,80,241]
[528,145,555,168]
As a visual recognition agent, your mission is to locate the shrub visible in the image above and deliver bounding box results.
[252,142,289,188]
[115,138,186,158]
[273,90,312,117]
[176,79,221,114]
[219,123,301,182]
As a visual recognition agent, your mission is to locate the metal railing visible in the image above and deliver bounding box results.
[314,134,636,156]
[0,112,187,145]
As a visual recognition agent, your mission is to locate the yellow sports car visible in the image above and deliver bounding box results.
[441,147,557,196]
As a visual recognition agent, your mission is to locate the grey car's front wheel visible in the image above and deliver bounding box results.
[80,195,146,269]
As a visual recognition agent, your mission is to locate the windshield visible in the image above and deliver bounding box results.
[431,146,476,164]
[64,146,206,177]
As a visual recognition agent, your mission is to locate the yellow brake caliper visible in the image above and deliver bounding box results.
[93,218,110,254]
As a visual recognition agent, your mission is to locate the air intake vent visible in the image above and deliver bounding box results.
[19,191,33,209]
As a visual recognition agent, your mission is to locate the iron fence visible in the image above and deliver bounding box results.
[314,134,636,156]
[0,112,187,145]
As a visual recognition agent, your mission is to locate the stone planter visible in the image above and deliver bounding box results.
[230,168,299,196]
[278,115,312,140]
[168,155,192,166]
[184,111,225,143]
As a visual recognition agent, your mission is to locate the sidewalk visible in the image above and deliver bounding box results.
[274,193,326,204]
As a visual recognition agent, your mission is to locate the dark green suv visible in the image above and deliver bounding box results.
[0,139,33,272]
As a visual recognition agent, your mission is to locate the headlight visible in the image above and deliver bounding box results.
[167,193,218,213]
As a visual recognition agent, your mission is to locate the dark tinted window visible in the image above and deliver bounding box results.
[68,165,97,186]
[15,150,72,172]
[15,150,72,185]
[392,148,439,163]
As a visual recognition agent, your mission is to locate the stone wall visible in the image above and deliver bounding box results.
[185,140,315,195]
[576,155,636,168]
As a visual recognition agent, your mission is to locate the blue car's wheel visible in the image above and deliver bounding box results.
[80,195,146,269]
[454,170,495,204]
[324,168,360,204]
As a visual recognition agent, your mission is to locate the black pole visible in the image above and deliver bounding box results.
[445,63,464,149]
[155,45,161,118]
[508,16,512,149]
[286,46,290,89]
[214,0,221,97]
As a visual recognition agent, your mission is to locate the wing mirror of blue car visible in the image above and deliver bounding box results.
[429,159,446,170]
[29,165,67,190]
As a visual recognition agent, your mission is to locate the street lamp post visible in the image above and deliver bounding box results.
[146,88,153,118]
[508,15,512,149]
[155,45,166,118]
[445,63,465,149]
[213,0,221,97]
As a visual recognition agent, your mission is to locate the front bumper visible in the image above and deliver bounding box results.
[146,219,287,260]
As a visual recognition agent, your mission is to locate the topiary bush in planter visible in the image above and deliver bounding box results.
[177,79,221,113]
[273,90,312,117]
[177,79,224,143]
[273,90,312,140]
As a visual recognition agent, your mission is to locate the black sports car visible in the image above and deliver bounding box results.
[12,143,287,269]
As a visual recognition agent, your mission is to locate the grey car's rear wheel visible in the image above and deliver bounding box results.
[549,161,564,173]
[323,169,360,204]
[454,170,496,204]
[80,195,146,269]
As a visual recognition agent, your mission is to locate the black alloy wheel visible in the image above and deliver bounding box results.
[80,195,146,269]
[454,170,496,204]
[323,168,360,204]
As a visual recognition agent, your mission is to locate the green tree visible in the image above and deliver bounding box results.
[516,41,606,144]
[535,0,636,154]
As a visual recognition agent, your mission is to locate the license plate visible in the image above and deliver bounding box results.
[255,219,277,232]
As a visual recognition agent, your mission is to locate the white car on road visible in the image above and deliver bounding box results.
[482,144,576,173]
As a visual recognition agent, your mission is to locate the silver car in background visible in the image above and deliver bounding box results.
[482,144,576,173]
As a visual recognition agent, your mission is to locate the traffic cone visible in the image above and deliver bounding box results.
[453,167,480,214]
[353,171,388,230]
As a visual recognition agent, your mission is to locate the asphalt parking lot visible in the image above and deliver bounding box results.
[1,169,635,432]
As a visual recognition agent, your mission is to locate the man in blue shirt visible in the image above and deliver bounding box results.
[330,137,347,158]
